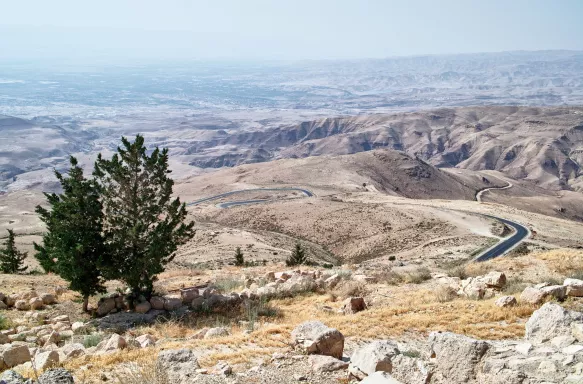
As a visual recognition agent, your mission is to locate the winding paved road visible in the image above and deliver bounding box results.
[475,182,513,203]
[186,188,314,208]
[186,186,528,262]
[474,215,530,262]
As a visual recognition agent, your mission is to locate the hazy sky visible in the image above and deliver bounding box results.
[1,0,582,61]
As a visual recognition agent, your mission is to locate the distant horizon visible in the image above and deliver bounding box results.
[2,1,582,61]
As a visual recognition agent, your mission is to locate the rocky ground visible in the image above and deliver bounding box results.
[1,247,583,383]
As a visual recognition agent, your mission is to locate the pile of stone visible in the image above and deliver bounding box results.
[282,302,583,383]
[433,271,507,299]
[94,269,353,318]
[0,290,57,311]
[520,278,583,305]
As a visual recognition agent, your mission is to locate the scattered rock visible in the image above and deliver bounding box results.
[564,278,583,297]
[525,303,582,344]
[342,297,367,314]
[360,371,404,383]
[60,343,86,359]
[495,295,517,308]
[40,293,57,305]
[291,321,344,359]
[429,331,489,383]
[135,301,151,314]
[33,350,59,370]
[0,370,29,384]
[157,348,200,382]
[96,297,116,316]
[37,368,75,384]
[204,327,229,339]
[349,340,399,380]
[309,355,348,373]
[14,300,30,311]
[520,286,547,305]
[482,271,507,288]
[29,297,44,310]
[136,334,157,348]
[1,344,31,368]
[214,360,232,375]
[163,295,183,311]
[180,288,199,304]
[102,334,127,352]
[150,296,165,310]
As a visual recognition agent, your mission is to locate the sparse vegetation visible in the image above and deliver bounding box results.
[406,267,432,284]
[286,242,308,266]
[114,362,169,384]
[433,285,458,303]
[503,277,529,294]
[234,247,244,266]
[0,229,28,274]
[214,277,243,293]
[83,334,102,348]
[0,313,14,330]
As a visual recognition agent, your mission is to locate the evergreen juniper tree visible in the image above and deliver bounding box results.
[34,156,108,312]
[94,135,195,299]
[286,242,308,266]
[234,247,244,266]
[0,229,28,274]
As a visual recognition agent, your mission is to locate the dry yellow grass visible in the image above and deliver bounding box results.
[534,249,583,275]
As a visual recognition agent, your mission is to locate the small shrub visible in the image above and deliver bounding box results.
[244,298,281,331]
[0,313,14,330]
[384,271,405,285]
[83,334,102,348]
[214,277,243,293]
[401,350,421,358]
[508,243,530,258]
[234,247,244,266]
[334,269,352,280]
[388,255,396,261]
[433,285,457,303]
[503,277,529,294]
[406,267,432,284]
[447,265,468,280]
[322,263,334,269]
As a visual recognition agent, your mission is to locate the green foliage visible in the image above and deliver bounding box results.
[286,242,308,266]
[34,156,108,311]
[94,135,195,298]
[0,313,14,330]
[234,247,244,266]
[0,229,28,274]
[83,334,102,348]
[214,277,243,293]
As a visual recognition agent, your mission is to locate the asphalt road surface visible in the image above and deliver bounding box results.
[474,215,530,262]
[186,188,313,207]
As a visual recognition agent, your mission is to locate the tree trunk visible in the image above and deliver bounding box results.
[83,296,89,313]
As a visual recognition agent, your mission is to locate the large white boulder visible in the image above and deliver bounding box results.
[429,332,489,383]
[525,303,583,344]
[157,348,200,383]
[348,340,399,380]
[291,321,344,359]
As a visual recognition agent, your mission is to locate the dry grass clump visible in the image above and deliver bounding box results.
[535,249,583,276]
[335,281,369,298]
[433,286,458,303]
[113,362,169,384]
[381,267,432,286]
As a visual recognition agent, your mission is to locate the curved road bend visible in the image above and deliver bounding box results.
[475,182,513,203]
[474,215,530,262]
[186,187,314,207]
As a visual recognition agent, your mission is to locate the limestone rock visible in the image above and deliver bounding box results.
[309,355,348,373]
[214,360,232,375]
[33,350,59,370]
[495,295,517,308]
[1,344,31,368]
[324,274,341,289]
[157,348,200,383]
[291,321,344,359]
[429,331,489,382]
[348,340,399,380]
[482,271,507,288]
[29,297,44,310]
[102,334,126,352]
[163,295,182,311]
[342,297,367,314]
[37,368,75,384]
[40,293,57,305]
[96,297,116,316]
[540,285,567,301]
[565,278,583,297]
[135,301,151,314]
[204,327,229,339]
[360,371,404,384]
[150,296,165,310]
[14,300,30,311]
[520,287,546,305]
[525,303,582,344]
[391,354,433,384]
[180,288,199,304]
[60,343,86,359]
[136,334,157,348]
[0,370,29,384]
[573,323,583,342]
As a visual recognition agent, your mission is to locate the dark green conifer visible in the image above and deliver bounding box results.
[94,135,195,298]
[286,242,308,266]
[0,229,28,274]
[234,247,244,266]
